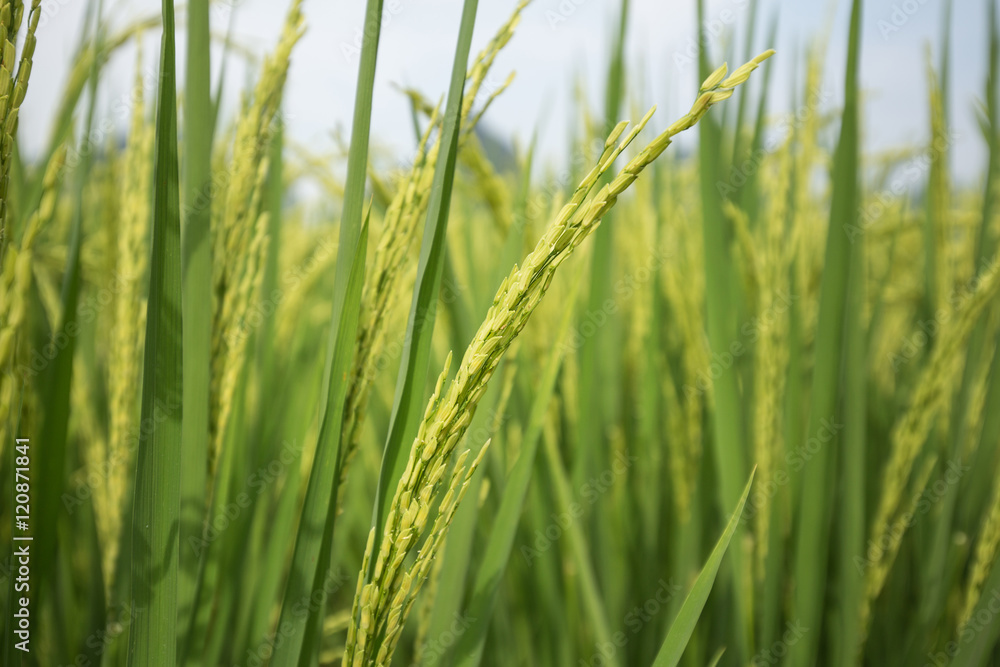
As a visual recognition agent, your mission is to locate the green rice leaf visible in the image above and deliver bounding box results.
[126,0,183,662]
[268,2,385,660]
[368,0,480,554]
[178,0,212,650]
[34,4,104,660]
[695,0,751,659]
[650,469,756,667]
[788,1,862,664]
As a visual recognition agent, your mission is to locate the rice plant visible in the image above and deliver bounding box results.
[3,0,1000,665]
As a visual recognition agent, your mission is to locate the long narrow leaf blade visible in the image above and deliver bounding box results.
[127,0,183,663]
[268,0,384,662]
[651,469,756,667]
[178,0,212,648]
[368,0,480,559]
[788,1,862,663]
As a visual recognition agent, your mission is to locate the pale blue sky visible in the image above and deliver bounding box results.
[24,0,994,186]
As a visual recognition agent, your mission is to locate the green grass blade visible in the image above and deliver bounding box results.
[728,0,759,173]
[574,0,630,627]
[269,213,370,667]
[651,469,756,667]
[368,0,479,552]
[296,216,371,667]
[269,0,384,660]
[573,0,628,491]
[541,411,621,667]
[126,0,183,662]
[976,0,1000,265]
[836,198,867,666]
[939,0,952,127]
[957,1,1000,538]
[695,0,750,659]
[739,12,778,220]
[788,1,862,664]
[210,5,237,142]
[835,12,869,662]
[178,0,212,650]
[34,3,104,655]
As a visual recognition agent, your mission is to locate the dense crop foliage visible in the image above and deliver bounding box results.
[2,0,1000,665]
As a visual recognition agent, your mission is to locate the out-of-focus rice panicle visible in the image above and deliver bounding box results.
[959,450,1000,627]
[0,140,64,457]
[751,144,793,580]
[861,254,1000,635]
[209,0,305,467]
[96,52,153,596]
[660,189,707,520]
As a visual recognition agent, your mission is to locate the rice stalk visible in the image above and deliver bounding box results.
[342,50,773,667]
[338,3,529,503]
